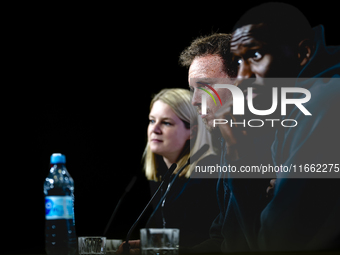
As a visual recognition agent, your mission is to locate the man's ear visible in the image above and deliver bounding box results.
[190,124,198,140]
[297,38,315,67]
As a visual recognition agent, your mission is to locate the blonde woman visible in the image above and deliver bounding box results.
[144,88,215,180]
[144,88,219,248]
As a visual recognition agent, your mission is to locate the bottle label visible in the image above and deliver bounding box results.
[45,196,74,220]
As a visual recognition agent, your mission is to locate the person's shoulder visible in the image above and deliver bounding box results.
[292,75,340,120]
[309,76,340,112]
[279,76,340,148]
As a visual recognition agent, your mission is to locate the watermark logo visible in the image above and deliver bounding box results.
[197,82,222,115]
[200,84,311,117]
[201,84,312,116]
[194,79,313,128]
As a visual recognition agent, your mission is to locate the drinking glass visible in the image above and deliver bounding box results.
[140,228,179,255]
[78,236,106,254]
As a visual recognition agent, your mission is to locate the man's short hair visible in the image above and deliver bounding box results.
[232,2,314,44]
[179,33,238,78]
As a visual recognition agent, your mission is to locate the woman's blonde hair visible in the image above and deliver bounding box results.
[143,88,215,181]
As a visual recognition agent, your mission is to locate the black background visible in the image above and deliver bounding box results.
[4,1,339,254]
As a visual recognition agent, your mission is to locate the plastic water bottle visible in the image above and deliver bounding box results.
[44,153,77,255]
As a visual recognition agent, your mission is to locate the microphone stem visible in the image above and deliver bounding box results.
[122,163,177,254]
[103,192,126,237]
[125,183,163,241]
[103,176,137,237]
[145,161,189,229]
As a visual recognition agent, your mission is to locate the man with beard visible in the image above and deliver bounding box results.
[180,33,276,253]
[179,33,237,132]
[214,2,340,253]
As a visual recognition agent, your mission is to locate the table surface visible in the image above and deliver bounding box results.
[6,252,340,255]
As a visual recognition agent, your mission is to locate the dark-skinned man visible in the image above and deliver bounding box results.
[214,2,340,253]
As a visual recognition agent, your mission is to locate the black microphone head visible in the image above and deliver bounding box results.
[188,144,209,164]
[161,163,177,181]
[169,163,177,172]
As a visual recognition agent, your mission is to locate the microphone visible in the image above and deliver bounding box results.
[103,175,138,237]
[145,144,209,229]
[188,144,210,164]
[123,163,177,254]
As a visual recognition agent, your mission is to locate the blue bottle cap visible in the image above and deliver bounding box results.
[50,153,66,164]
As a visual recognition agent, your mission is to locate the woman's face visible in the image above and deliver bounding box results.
[148,100,191,162]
